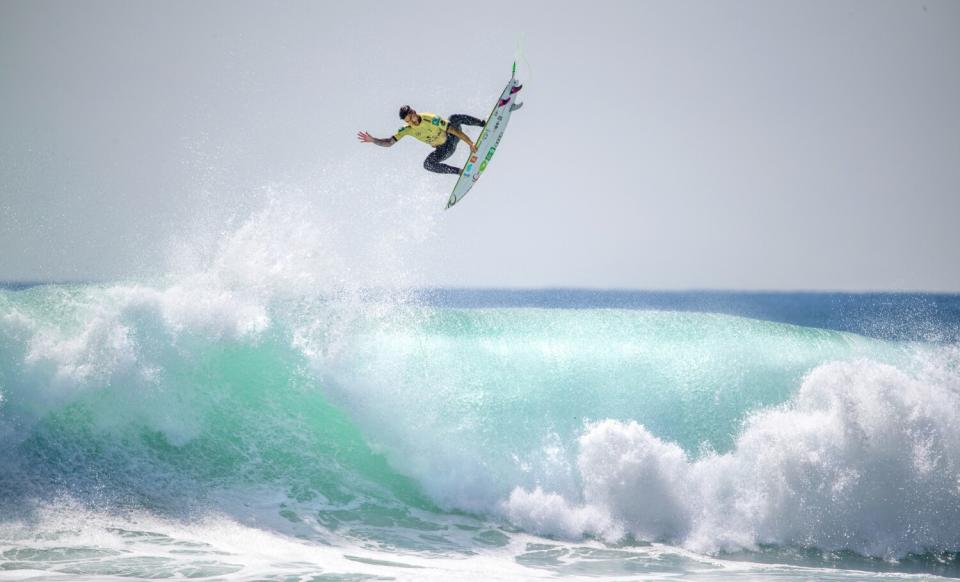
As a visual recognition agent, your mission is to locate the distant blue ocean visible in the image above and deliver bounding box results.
[2,283,959,580]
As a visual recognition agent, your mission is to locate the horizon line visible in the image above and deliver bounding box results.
[1,281,959,297]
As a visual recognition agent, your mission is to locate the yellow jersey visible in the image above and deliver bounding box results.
[393,113,449,147]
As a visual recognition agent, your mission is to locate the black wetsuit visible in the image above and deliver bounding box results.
[423,114,485,175]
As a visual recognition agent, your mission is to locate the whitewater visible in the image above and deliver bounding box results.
[2,198,960,581]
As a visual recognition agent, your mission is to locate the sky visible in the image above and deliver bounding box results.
[1,0,958,291]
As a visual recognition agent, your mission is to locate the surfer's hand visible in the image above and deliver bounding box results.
[357,131,374,143]
[469,143,478,154]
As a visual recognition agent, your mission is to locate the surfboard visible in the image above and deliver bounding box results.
[446,63,523,209]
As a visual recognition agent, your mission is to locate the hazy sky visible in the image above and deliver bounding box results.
[2,0,958,290]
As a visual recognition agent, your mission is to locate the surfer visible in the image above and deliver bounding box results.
[357,106,485,175]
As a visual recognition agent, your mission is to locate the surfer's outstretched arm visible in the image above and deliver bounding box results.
[357,131,396,147]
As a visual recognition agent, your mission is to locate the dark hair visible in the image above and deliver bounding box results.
[399,105,412,120]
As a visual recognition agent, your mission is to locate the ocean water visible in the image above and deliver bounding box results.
[2,208,960,580]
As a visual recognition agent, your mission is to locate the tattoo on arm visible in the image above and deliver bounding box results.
[372,137,395,147]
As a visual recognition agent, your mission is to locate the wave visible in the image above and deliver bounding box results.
[1,201,958,564]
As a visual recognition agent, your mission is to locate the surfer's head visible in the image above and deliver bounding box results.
[399,105,420,125]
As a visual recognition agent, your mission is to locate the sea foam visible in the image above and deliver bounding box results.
[504,350,960,557]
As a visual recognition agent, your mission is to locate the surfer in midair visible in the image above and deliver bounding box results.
[357,106,485,175]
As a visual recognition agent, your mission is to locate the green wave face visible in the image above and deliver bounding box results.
[0,285,433,518]
[318,306,908,510]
